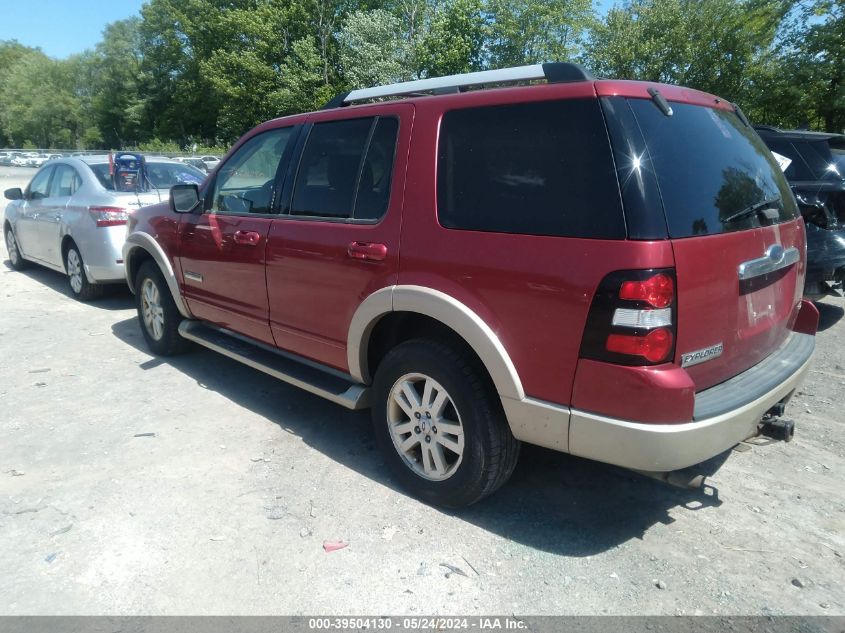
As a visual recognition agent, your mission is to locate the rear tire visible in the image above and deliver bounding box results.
[5,226,28,271]
[65,244,104,301]
[135,260,190,356]
[371,339,520,507]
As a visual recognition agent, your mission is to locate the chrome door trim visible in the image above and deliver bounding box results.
[737,245,799,281]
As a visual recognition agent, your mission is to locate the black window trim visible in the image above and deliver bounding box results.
[282,114,400,225]
[202,125,303,218]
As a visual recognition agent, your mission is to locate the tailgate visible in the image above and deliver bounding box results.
[622,93,806,390]
[673,220,804,390]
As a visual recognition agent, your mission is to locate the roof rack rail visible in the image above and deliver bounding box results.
[321,62,594,109]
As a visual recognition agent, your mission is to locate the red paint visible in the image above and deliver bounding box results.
[571,358,696,423]
[178,213,275,345]
[264,103,414,370]
[792,299,819,336]
[671,220,805,390]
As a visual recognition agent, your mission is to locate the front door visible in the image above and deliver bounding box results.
[15,165,54,262]
[266,105,413,372]
[177,126,299,346]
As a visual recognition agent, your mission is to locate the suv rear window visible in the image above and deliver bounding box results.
[628,100,798,238]
[437,99,625,239]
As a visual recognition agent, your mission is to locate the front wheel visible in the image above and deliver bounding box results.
[135,260,190,356]
[65,244,103,301]
[5,226,28,270]
[371,339,520,507]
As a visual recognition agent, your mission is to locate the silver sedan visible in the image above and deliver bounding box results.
[3,156,205,300]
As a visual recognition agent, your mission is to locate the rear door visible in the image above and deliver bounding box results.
[177,126,299,346]
[265,105,411,371]
[623,97,804,390]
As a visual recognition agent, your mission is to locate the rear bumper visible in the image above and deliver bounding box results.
[567,333,814,472]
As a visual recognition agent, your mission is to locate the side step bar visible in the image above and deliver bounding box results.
[178,321,370,410]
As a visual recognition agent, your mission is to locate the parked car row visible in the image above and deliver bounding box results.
[1,151,221,172]
[3,64,819,507]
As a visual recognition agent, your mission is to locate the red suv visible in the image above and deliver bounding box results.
[124,63,818,507]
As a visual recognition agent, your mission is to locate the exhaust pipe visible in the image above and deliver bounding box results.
[633,469,709,490]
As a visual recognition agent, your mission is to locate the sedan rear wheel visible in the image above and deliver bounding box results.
[65,244,103,301]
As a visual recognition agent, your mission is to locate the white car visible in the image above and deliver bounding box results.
[200,155,220,171]
[11,155,28,167]
[3,156,206,300]
[27,154,50,167]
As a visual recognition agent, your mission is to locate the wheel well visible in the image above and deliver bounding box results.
[366,312,493,389]
[126,247,154,293]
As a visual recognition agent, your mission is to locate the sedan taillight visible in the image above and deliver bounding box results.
[89,206,129,228]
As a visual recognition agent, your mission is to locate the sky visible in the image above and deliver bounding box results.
[0,0,617,60]
[0,0,146,59]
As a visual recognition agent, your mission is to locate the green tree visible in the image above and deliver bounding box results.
[415,0,485,77]
[338,9,412,88]
[486,0,595,68]
[584,0,786,101]
[0,49,85,147]
[90,18,144,147]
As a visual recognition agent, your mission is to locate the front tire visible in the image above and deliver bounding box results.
[371,339,520,507]
[5,226,28,270]
[135,260,190,356]
[65,244,104,301]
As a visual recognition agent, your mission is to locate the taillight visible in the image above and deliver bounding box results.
[619,273,674,308]
[580,268,677,366]
[89,206,129,228]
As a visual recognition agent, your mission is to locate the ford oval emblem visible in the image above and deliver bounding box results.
[766,244,785,263]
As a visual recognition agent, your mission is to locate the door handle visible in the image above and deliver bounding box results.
[347,241,387,262]
[234,230,261,246]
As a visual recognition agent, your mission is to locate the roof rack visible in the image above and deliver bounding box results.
[321,62,595,109]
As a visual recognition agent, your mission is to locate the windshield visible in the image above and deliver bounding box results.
[627,100,798,238]
[89,161,205,191]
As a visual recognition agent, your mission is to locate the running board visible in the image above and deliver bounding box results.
[178,321,370,410]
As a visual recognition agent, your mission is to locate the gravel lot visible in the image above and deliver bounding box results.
[1,165,844,615]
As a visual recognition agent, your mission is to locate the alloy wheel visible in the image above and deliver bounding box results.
[5,230,19,265]
[66,249,83,294]
[141,278,165,341]
[387,373,465,481]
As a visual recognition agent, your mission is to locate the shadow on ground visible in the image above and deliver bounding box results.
[815,299,844,332]
[111,316,729,557]
[4,259,134,310]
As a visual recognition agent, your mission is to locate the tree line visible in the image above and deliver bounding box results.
[0,0,841,152]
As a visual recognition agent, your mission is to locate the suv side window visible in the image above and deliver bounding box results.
[437,99,625,238]
[210,127,294,215]
[49,165,81,198]
[27,166,54,200]
[290,116,398,221]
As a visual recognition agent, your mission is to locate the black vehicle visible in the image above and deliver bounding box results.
[755,125,845,299]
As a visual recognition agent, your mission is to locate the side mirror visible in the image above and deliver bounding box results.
[170,183,200,213]
[4,187,22,201]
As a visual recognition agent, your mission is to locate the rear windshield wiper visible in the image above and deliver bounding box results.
[723,197,781,224]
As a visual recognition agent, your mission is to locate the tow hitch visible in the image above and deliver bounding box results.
[759,400,795,442]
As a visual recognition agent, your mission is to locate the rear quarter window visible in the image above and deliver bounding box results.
[436,99,625,239]
[628,100,798,238]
